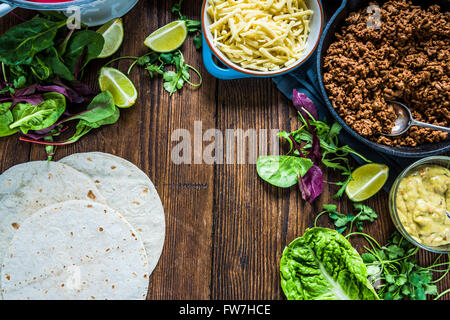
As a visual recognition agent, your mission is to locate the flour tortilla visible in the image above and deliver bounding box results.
[59,152,165,275]
[0,161,105,270]
[1,200,149,300]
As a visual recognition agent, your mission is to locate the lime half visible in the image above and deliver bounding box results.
[99,67,137,108]
[345,163,389,202]
[97,18,124,58]
[144,20,187,53]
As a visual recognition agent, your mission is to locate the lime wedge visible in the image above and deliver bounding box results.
[99,67,137,108]
[144,20,187,53]
[345,163,389,202]
[97,18,124,58]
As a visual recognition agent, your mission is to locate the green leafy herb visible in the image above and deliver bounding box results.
[63,90,117,125]
[162,51,198,94]
[193,34,202,50]
[61,90,119,144]
[280,113,371,198]
[348,232,450,300]
[0,13,127,159]
[39,47,75,81]
[171,0,202,49]
[29,55,52,81]
[20,90,119,147]
[0,102,18,137]
[257,155,313,188]
[315,203,378,234]
[63,30,105,74]
[63,105,120,145]
[0,16,66,66]
[280,227,380,300]
[107,50,202,96]
[9,92,66,134]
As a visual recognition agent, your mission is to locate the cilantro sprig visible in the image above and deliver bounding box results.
[314,203,378,234]
[347,232,450,300]
[171,0,202,49]
[104,1,203,96]
[107,50,202,96]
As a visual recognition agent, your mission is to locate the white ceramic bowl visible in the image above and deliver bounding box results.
[201,0,324,79]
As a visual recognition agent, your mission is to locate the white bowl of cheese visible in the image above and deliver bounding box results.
[201,0,324,79]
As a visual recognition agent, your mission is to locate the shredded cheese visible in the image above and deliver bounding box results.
[207,0,313,72]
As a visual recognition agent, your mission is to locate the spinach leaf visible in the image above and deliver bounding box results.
[67,106,120,144]
[64,90,116,124]
[30,55,52,81]
[39,47,75,81]
[0,102,11,114]
[81,105,120,129]
[0,17,66,65]
[9,65,30,88]
[57,28,75,57]
[63,30,105,74]
[60,90,117,142]
[10,92,66,134]
[257,155,313,188]
[0,102,17,137]
[280,227,380,300]
[0,111,17,137]
[61,92,119,144]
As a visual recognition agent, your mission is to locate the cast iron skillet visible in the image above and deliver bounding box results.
[317,0,450,158]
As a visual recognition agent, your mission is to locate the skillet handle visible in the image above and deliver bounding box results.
[0,3,15,18]
[202,36,251,80]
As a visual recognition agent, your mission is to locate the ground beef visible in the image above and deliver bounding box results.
[323,0,449,147]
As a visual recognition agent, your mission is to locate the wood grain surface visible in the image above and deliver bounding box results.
[0,0,448,300]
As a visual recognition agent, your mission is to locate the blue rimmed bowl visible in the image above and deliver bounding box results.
[201,0,324,80]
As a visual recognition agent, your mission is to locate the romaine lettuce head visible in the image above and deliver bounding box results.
[280,227,380,300]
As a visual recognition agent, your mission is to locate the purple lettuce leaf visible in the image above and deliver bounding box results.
[299,165,324,203]
[23,124,68,140]
[12,95,45,106]
[0,84,44,106]
[14,84,37,97]
[292,89,319,120]
[292,90,322,165]
[69,81,97,96]
[289,134,324,203]
[37,84,72,96]
[52,78,97,104]
[289,91,325,203]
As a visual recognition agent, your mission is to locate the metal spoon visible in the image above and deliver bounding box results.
[382,101,450,137]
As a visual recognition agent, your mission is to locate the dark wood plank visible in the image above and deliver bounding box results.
[212,77,289,299]
[0,0,447,301]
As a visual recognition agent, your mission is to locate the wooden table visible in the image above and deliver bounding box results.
[0,0,448,300]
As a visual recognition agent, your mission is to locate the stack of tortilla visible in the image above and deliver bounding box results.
[0,152,165,300]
